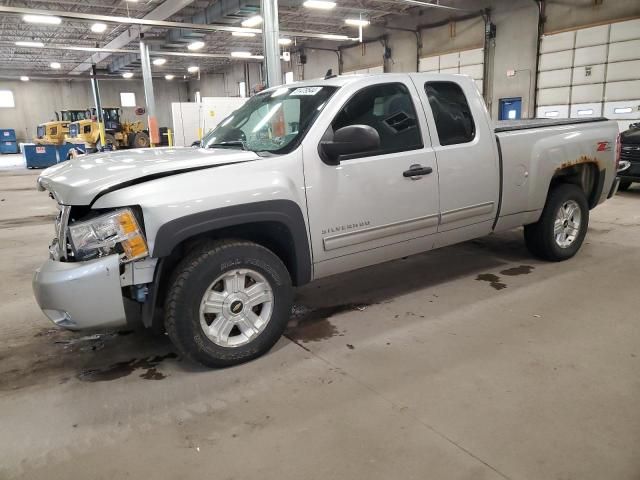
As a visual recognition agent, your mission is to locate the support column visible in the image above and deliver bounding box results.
[261,0,282,88]
[139,35,160,146]
[90,64,106,148]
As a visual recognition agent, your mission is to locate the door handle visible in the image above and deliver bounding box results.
[403,164,433,179]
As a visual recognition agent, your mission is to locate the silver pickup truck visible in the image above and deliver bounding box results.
[33,73,621,367]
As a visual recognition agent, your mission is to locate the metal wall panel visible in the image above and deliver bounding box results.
[607,60,640,82]
[539,50,573,71]
[459,48,484,66]
[537,86,571,105]
[572,64,606,85]
[610,18,640,43]
[538,68,572,88]
[571,83,604,103]
[605,80,640,101]
[608,39,640,63]
[459,64,483,80]
[540,31,574,53]
[573,44,608,66]
[603,100,640,119]
[439,52,459,69]
[575,25,609,47]
[418,56,439,72]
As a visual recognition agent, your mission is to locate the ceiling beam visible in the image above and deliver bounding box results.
[395,0,477,12]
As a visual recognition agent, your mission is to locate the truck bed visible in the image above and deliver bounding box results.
[495,117,608,133]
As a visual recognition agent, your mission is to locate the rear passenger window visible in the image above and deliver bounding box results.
[424,81,475,146]
[332,82,422,157]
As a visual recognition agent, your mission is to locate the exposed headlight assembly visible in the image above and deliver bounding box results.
[68,208,149,263]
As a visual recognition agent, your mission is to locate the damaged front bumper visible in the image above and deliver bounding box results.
[32,254,127,330]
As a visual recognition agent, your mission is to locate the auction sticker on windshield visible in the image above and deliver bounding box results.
[291,87,323,96]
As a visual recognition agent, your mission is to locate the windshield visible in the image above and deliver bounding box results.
[202,85,338,154]
[62,110,88,122]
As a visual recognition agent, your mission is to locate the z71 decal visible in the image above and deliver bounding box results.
[597,141,612,152]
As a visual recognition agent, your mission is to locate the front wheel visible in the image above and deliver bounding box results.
[524,183,589,261]
[618,180,632,192]
[164,240,293,367]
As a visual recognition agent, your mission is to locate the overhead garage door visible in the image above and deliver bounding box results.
[343,65,384,75]
[537,18,640,131]
[418,47,484,94]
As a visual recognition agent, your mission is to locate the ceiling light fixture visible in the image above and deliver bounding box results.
[15,41,44,48]
[23,14,61,25]
[152,58,167,66]
[122,72,134,78]
[91,23,107,33]
[279,38,293,45]
[232,31,257,37]
[50,62,61,69]
[187,41,205,51]
[20,76,29,81]
[187,66,199,73]
[320,34,349,41]
[231,51,253,58]
[165,74,175,80]
[345,18,370,26]
[303,0,337,9]
[241,15,263,28]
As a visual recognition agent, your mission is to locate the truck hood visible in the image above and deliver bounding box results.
[37,147,260,205]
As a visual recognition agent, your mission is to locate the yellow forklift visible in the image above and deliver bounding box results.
[35,109,89,145]
[65,107,151,151]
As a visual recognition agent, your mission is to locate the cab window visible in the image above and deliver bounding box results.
[331,82,422,158]
[424,81,475,146]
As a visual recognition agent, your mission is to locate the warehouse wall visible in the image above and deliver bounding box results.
[189,63,262,99]
[0,78,188,142]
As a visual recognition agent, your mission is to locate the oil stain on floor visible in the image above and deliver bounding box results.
[77,352,178,382]
[285,303,368,344]
[476,265,534,290]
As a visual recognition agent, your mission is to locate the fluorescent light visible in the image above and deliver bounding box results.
[241,15,263,28]
[152,58,167,66]
[20,76,29,82]
[187,41,205,51]
[232,31,256,37]
[165,74,175,80]
[577,109,593,116]
[279,38,292,45]
[320,34,349,41]
[50,62,61,69]
[15,41,44,48]
[91,23,107,33]
[187,66,199,73]
[231,51,252,58]
[345,19,370,26]
[122,72,134,79]
[23,14,61,25]
[304,0,336,9]
[614,107,633,114]
[545,111,559,117]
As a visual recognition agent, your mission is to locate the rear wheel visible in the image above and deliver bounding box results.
[524,183,589,261]
[618,180,632,192]
[164,240,293,367]
[131,131,150,148]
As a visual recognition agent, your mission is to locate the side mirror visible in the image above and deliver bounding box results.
[319,125,381,165]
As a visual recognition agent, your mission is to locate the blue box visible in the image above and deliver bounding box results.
[24,144,58,168]
[0,140,18,154]
[0,129,16,142]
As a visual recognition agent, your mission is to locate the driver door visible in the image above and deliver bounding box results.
[301,76,440,279]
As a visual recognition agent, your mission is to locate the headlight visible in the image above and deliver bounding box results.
[68,208,149,263]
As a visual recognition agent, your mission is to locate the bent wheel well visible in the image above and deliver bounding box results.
[550,163,601,209]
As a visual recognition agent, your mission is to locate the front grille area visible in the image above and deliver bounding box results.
[620,146,640,164]
[37,126,45,138]
[69,124,79,138]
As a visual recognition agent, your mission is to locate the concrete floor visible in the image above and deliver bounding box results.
[1,164,639,480]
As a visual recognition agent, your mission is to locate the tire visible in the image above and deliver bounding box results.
[618,180,632,192]
[524,183,589,262]
[164,239,293,367]
[131,132,150,148]
[97,133,117,151]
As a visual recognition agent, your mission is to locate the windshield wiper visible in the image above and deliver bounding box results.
[208,140,248,151]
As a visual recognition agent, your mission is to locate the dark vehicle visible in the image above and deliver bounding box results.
[618,122,640,191]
